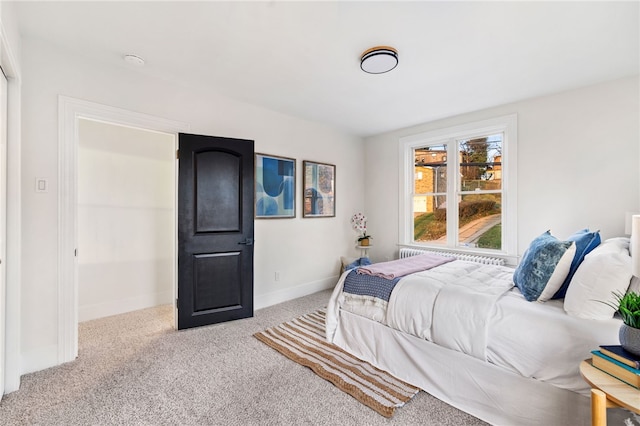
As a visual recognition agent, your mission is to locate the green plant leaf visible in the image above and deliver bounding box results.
[611,291,640,328]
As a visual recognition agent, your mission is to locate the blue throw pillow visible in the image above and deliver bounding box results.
[551,229,601,299]
[514,231,576,302]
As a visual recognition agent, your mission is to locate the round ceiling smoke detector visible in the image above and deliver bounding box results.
[360,46,398,74]
[124,54,145,66]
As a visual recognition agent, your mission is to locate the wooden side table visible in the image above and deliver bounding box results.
[580,359,640,426]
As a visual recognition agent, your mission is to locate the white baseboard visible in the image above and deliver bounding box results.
[79,291,173,322]
[254,276,338,311]
[17,281,335,382]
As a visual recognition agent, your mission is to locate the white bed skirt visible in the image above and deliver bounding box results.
[332,309,630,426]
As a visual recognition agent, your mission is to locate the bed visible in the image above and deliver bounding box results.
[326,234,637,425]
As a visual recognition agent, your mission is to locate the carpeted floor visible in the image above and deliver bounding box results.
[254,308,420,418]
[0,289,488,425]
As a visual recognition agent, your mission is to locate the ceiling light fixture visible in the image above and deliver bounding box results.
[360,46,398,74]
[123,54,145,66]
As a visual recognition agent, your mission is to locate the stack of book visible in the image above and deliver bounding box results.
[591,345,640,389]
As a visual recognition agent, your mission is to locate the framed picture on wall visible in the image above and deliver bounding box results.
[302,160,335,218]
[255,153,296,219]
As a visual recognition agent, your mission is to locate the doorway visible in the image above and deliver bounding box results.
[59,97,190,362]
[77,119,175,322]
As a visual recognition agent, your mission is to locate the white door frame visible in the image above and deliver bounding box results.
[2,22,22,394]
[58,97,189,362]
[0,68,8,400]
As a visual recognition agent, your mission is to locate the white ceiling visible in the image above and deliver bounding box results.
[13,1,640,137]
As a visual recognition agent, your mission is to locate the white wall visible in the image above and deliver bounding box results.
[77,119,174,321]
[364,76,640,263]
[20,38,365,374]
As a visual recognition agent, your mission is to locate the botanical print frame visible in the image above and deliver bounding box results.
[302,160,336,218]
[255,153,296,219]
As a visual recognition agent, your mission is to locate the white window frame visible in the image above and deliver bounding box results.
[399,114,518,263]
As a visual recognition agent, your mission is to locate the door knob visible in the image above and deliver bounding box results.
[238,238,253,246]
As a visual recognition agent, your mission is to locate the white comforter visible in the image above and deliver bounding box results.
[326,260,623,393]
[387,261,514,360]
[327,261,514,361]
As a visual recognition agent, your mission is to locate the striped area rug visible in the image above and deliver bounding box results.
[254,308,420,418]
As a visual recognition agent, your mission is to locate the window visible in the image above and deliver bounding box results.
[399,115,517,259]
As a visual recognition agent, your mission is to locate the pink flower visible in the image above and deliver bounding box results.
[351,213,368,236]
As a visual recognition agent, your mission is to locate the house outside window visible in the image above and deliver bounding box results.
[399,115,518,262]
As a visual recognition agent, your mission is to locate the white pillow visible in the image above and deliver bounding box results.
[603,237,630,251]
[564,240,632,319]
[628,276,640,294]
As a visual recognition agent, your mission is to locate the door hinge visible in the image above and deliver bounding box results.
[176,149,179,159]
[176,298,179,308]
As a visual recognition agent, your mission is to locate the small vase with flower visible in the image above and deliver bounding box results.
[351,213,372,246]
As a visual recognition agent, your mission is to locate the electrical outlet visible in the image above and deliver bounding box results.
[274,271,280,281]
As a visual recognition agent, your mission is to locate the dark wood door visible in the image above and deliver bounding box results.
[177,133,254,330]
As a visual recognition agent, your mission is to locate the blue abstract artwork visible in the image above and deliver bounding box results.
[255,154,296,218]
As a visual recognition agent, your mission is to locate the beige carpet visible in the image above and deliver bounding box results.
[254,308,420,418]
[0,289,488,425]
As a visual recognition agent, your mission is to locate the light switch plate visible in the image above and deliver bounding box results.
[35,177,48,193]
